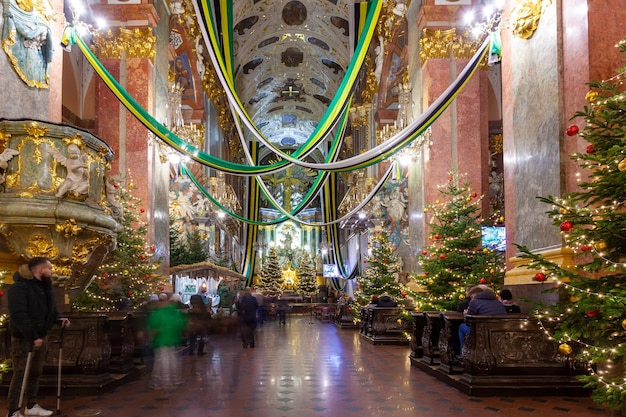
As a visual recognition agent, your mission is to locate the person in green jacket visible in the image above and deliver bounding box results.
[147,293,188,390]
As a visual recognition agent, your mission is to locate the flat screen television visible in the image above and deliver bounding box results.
[481,226,506,252]
[323,263,340,278]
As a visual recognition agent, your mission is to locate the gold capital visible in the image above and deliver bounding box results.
[92,27,156,61]
[419,28,481,65]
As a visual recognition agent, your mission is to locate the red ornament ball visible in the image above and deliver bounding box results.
[364,260,367,264]
[141,254,146,260]
[580,245,592,252]
[566,125,579,136]
[159,286,165,291]
[401,292,406,297]
[145,274,151,279]
[103,272,109,278]
[140,208,145,213]
[150,245,155,251]
[439,254,447,260]
[127,291,133,296]
[421,250,428,255]
[424,271,430,276]
[472,193,477,198]
[479,278,487,284]
[586,144,595,154]
[0,290,3,297]
[534,272,547,282]
[113,183,119,188]
[434,234,441,240]
[585,310,599,318]
[448,176,453,181]
[560,221,574,232]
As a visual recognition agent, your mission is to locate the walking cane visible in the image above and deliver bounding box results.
[56,322,66,415]
[18,349,34,411]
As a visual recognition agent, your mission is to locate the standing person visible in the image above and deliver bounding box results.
[7,257,71,417]
[236,289,258,348]
[187,294,211,355]
[251,289,265,327]
[147,294,187,390]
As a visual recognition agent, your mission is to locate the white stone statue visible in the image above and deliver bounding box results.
[46,143,90,198]
[0,148,19,188]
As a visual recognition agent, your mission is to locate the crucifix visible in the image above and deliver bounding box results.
[281,85,300,97]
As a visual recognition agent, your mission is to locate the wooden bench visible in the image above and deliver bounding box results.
[411,313,589,396]
[359,306,410,345]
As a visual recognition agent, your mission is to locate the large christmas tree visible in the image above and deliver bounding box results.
[73,182,166,311]
[518,38,626,413]
[412,173,505,311]
[259,246,283,296]
[355,230,404,306]
[295,251,317,301]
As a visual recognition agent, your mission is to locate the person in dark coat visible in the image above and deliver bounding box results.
[499,288,522,313]
[458,286,507,354]
[456,285,476,312]
[236,289,258,348]
[7,257,70,417]
[188,294,211,355]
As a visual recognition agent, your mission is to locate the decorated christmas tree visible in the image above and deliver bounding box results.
[412,173,505,311]
[259,246,283,296]
[517,38,626,414]
[73,182,166,311]
[295,251,317,301]
[355,230,405,306]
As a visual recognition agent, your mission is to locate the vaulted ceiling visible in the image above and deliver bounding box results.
[232,0,353,149]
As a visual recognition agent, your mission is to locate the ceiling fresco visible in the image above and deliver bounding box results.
[232,0,352,149]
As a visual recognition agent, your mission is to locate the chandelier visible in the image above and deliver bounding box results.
[165,82,205,150]
[208,171,241,216]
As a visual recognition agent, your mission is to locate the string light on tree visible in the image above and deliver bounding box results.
[518,37,626,414]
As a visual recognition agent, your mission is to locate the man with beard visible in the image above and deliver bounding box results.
[6,257,70,417]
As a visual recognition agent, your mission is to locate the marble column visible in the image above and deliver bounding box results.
[91,4,170,271]
[417,5,490,243]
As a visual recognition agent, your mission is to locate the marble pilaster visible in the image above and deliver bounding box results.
[502,1,561,263]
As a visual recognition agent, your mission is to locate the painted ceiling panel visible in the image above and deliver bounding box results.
[233,0,351,146]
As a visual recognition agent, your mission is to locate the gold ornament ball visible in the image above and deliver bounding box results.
[428,279,434,285]
[558,343,572,355]
[595,241,607,250]
[585,90,598,102]
[621,318,626,331]
[618,159,626,172]
[483,248,489,254]
[559,208,568,215]
[423,208,429,213]
[570,295,582,302]
[397,319,402,325]
[435,200,440,204]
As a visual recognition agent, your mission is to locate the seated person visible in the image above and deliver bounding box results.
[499,288,522,313]
[456,285,476,312]
[458,286,507,355]
[376,294,398,307]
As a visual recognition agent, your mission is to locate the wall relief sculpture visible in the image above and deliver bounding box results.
[2,0,54,88]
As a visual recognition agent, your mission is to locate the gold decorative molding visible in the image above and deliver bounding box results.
[489,134,503,153]
[505,246,575,285]
[510,0,552,40]
[92,27,156,61]
[361,55,378,104]
[56,219,82,238]
[24,121,47,138]
[27,234,59,259]
[419,28,482,65]
[0,131,11,145]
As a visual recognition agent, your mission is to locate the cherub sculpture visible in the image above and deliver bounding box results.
[46,143,89,198]
[0,148,19,190]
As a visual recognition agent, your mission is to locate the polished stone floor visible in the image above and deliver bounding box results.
[47,316,610,417]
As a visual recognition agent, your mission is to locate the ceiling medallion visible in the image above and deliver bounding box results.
[282,1,307,26]
[281,47,304,67]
